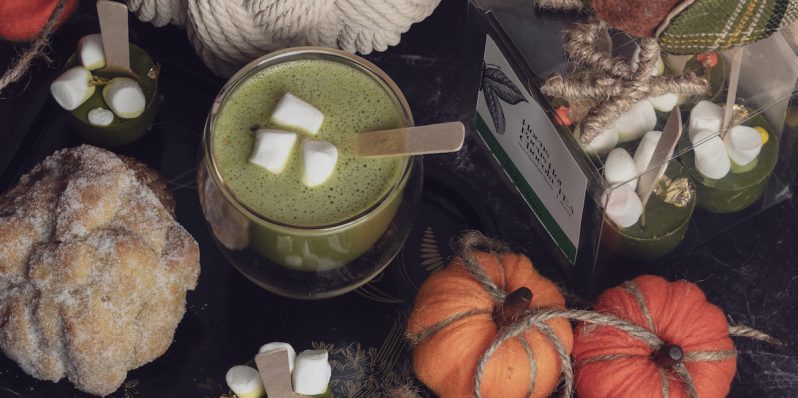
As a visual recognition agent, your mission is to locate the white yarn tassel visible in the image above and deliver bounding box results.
[128,0,441,77]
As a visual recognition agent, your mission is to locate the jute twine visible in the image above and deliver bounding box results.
[0,0,67,94]
[535,0,586,11]
[539,19,709,144]
[407,231,782,398]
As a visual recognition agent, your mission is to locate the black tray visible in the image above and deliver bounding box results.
[0,33,497,398]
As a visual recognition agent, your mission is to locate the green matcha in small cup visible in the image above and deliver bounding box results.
[51,34,159,148]
[198,47,422,299]
[680,102,778,214]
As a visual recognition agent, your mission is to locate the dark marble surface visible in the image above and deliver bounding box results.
[1,0,797,397]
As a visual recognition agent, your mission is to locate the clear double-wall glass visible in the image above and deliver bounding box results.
[198,47,422,299]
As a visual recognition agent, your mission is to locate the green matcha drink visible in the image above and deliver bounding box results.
[209,56,411,271]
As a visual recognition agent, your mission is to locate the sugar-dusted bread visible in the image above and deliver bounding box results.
[0,145,200,396]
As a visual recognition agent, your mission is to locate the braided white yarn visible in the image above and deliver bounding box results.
[128,0,441,77]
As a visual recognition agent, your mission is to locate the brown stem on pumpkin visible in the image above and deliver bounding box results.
[653,344,684,368]
[494,287,532,328]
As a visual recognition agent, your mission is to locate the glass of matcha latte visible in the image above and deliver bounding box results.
[198,47,422,298]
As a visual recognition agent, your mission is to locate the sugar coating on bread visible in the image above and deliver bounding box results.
[0,145,200,396]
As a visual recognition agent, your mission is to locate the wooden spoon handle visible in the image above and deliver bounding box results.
[354,121,465,158]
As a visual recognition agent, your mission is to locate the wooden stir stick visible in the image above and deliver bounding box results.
[354,121,465,157]
[96,0,136,78]
[255,349,312,398]
[720,48,744,138]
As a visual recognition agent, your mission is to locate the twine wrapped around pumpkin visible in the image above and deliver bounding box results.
[540,19,709,144]
[0,0,68,93]
[128,0,442,77]
[407,231,781,398]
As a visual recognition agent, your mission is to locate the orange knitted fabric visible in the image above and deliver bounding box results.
[0,0,77,42]
[407,252,573,398]
[573,275,736,398]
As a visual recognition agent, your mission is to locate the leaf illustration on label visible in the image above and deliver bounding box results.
[482,80,506,134]
[480,64,527,135]
[483,67,527,105]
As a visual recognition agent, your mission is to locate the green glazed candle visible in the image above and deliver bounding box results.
[212,58,410,271]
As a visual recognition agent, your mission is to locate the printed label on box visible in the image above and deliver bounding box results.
[475,35,587,264]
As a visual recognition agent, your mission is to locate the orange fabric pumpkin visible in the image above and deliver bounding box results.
[407,251,573,398]
[573,275,736,398]
[0,0,77,42]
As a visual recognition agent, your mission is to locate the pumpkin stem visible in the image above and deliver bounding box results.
[494,287,533,328]
[652,344,684,368]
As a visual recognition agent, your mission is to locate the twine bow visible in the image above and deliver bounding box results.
[540,19,709,145]
[407,232,781,398]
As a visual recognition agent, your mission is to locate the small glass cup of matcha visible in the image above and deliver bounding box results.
[198,47,422,299]
[681,109,778,214]
[601,161,696,261]
[58,40,159,148]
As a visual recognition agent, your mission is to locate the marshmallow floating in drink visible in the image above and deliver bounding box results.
[724,125,762,171]
[271,92,325,135]
[78,33,106,71]
[249,130,298,174]
[293,350,332,396]
[602,184,643,228]
[648,93,684,113]
[226,365,266,398]
[604,148,639,190]
[302,139,338,188]
[688,101,723,141]
[102,77,146,119]
[87,107,114,126]
[616,100,657,143]
[575,124,619,156]
[633,130,662,175]
[50,66,95,111]
[692,130,731,179]
[259,342,297,373]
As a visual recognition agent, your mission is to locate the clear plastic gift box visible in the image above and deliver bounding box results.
[464,0,798,294]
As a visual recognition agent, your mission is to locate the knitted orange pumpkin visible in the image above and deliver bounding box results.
[573,275,736,398]
[0,0,77,42]
[406,248,573,398]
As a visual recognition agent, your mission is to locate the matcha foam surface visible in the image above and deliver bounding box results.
[213,59,407,227]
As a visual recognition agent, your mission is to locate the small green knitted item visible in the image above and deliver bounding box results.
[659,0,798,54]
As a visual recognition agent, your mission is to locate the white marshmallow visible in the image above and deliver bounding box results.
[271,92,324,135]
[249,130,298,174]
[78,34,106,71]
[225,365,265,398]
[633,131,663,174]
[604,148,639,190]
[575,124,619,156]
[50,66,95,111]
[292,350,332,396]
[724,125,762,166]
[102,77,146,119]
[602,184,643,229]
[693,132,731,179]
[301,139,338,188]
[87,107,114,126]
[647,93,683,113]
[689,101,723,141]
[258,342,297,373]
[616,100,657,143]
